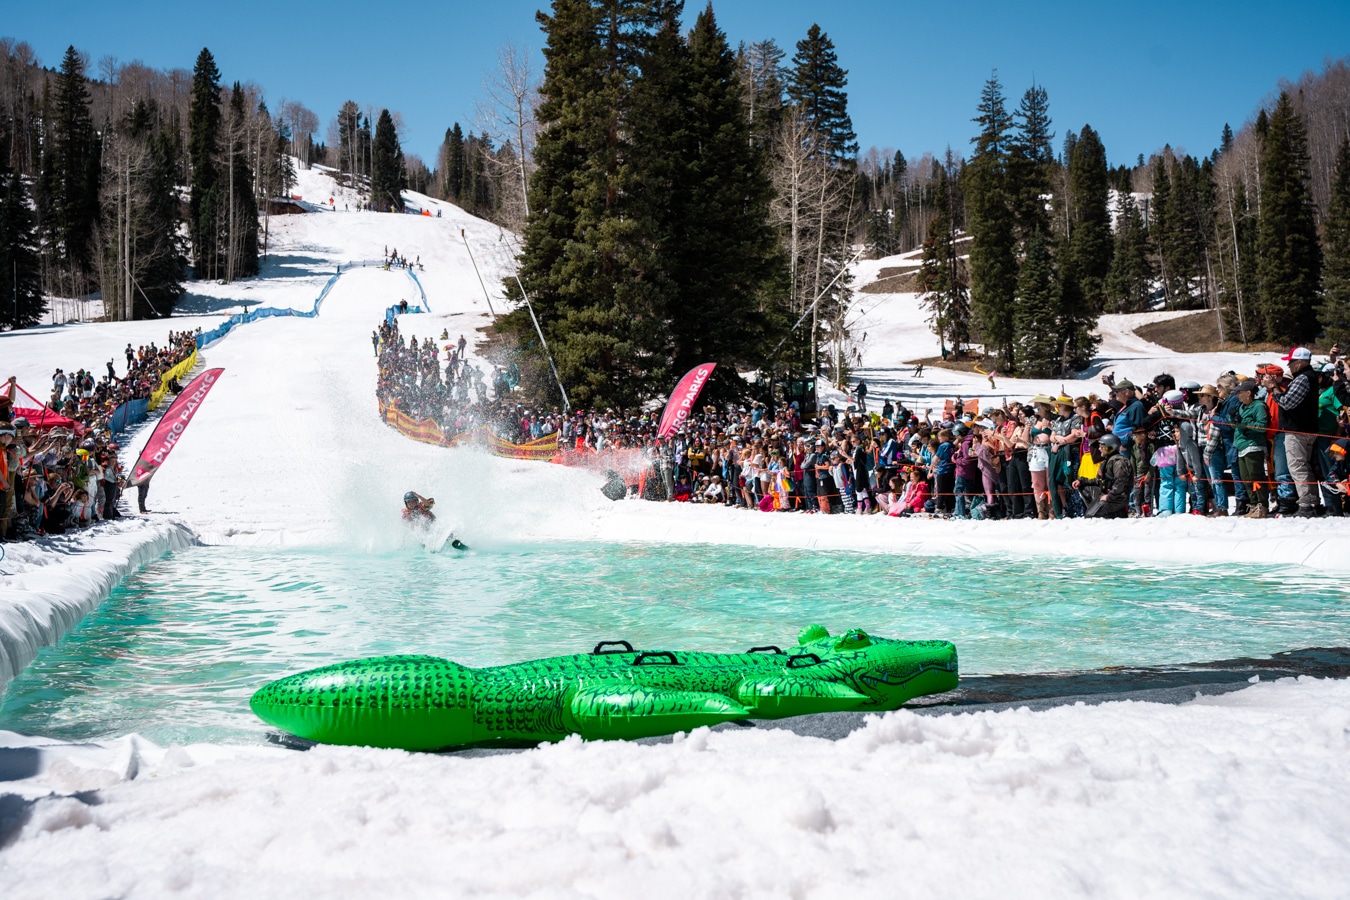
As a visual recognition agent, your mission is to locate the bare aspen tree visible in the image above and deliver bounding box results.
[475,43,539,230]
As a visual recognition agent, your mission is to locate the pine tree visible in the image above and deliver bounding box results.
[335,100,362,189]
[964,72,1018,369]
[655,3,783,380]
[37,45,101,296]
[1104,185,1152,313]
[0,167,44,328]
[225,85,258,279]
[188,48,221,279]
[1008,83,1054,241]
[1220,123,1234,155]
[918,161,970,354]
[786,24,857,161]
[1256,92,1322,343]
[1317,136,1350,347]
[1149,152,1174,305]
[738,39,786,149]
[442,123,466,203]
[1065,124,1112,313]
[505,0,675,408]
[1013,232,1060,376]
[371,109,405,211]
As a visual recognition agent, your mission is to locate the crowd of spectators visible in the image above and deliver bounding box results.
[375,317,1350,521]
[0,330,198,541]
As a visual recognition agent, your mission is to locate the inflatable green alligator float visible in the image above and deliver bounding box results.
[250,625,958,751]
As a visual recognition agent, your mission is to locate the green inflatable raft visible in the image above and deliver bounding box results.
[250,625,958,751]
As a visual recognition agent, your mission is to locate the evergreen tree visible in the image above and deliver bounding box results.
[785,24,857,161]
[1013,232,1060,376]
[1256,92,1322,343]
[0,167,44,328]
[964,72,1018,369]
[442,123,466,203]
[139,120,188,316]
[1220,180,1260,344]
[738,39,786,149]
[654,3,783,380]
[1220,123,1234,154]
[1149,152,1174,305]
[1317,136,1350,347]
[225,84,258,279]
[1065,123,1112,313]
[38,45,101,295]
[918,162,970,355]
[370,109,405,211]
[1008,83,1054,241]
[188,48,221,279]
[505,0,675,408]
[1104,185,1152,313]
[335,100,363,189]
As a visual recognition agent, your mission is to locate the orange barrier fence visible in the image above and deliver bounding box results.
[379,401,558,459]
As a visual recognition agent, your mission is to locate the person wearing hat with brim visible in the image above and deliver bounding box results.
[1273,347,1321,517]
[1194,385,1229,515]
[1233,379,1269,517]
[1110,380,1148,442]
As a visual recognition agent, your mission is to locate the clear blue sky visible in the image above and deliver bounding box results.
[7,0,1348,168]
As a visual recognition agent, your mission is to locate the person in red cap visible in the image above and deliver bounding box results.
[1274,347,1320,517]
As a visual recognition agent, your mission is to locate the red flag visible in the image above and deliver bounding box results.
[130,368,224,485]
[657,363,717,438]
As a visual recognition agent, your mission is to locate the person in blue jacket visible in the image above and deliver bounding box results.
[1110,381,1147,440]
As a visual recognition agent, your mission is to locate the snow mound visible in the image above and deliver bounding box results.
[2,676,1347,897]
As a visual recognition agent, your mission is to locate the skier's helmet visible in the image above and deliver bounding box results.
[404,491,418,504]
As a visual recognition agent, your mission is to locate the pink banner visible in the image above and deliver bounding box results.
[657,363,716,437]
[130,368,224,485]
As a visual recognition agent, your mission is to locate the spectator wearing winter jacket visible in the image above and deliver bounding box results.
[1233,380,1270,517]
[951,426,979,519]
[1110,381,1147,441]
[1074,434,1132,518]
[1274,348,1320,517]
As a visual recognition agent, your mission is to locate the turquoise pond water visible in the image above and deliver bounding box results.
[2,541,1348,745]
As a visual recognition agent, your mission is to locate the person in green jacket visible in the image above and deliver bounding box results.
[1318,364,1345,515]
[1233,380,1270,517]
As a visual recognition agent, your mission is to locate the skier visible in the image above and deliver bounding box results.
[403,491,436,523]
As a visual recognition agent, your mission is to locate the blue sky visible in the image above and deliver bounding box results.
[7,1,1348,168]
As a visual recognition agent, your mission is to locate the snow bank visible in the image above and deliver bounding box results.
[583,499,1350,572]
[2,677,1347,897]
[0,520,194,691]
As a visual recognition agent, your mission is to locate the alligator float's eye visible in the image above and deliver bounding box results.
[835,630,872,650]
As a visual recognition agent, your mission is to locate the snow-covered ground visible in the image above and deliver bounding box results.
[3,677,1348,897]
[2,167,1348,894]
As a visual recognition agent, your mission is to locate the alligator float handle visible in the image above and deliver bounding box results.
[633,651,680,666]
[787,653,823,668]
[747,645,784,654]
[593,640,635,655]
